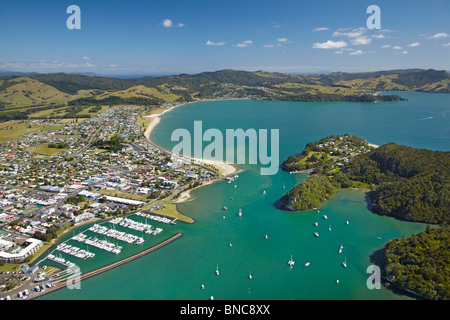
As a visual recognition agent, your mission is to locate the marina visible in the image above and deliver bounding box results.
[71,233,123,255]
[46,254,76,268]
[55,243,95,259]
[109,217,164,235]
[88,224,145,245]
[135,211,176,224]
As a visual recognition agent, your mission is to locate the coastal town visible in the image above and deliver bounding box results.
[0,103,225,300]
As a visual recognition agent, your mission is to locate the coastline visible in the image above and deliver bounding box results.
[143,101,240,178]
[173,179,216,204]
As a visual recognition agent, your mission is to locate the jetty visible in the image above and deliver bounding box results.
[29,233,183,300]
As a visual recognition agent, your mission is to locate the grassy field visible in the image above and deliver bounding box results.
[142,200,194,224]
[97,189,150,202]
[0,121,64,144]
[27,106,69,119]
[25,143,69,156]
[97,85,181,103]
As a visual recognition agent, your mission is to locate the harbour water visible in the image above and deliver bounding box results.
[38,92,449,300]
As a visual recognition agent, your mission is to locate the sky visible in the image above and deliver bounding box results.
[0,0,449,76]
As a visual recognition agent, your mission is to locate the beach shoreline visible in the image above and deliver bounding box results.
[142,101,240,178]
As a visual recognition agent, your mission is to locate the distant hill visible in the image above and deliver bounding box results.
[1,68,449,121]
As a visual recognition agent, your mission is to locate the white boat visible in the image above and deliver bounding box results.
[342,258,347,268]
[288,254,295,266]
[201,284,205,289]
[314,222,318,227]
[249,272,252,279]
[283,183,286,189]
[229,243,232,247]
[323,215,328,220]
[328,225,332,231]
[314,232,319,237]
[339,244,344,254]
[263,190,266,195]
[346,221,349,225]
[265,234,268,239]
[304,262,310,267]
[216,265,219,276]
[238,208,242,217]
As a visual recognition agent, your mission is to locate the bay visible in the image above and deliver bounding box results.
[38,92,449,300]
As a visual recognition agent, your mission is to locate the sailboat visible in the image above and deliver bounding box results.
[265,234,268,239]
[249,271,252,279]
[282,183,286,189]
[288,254,295,266]
[216,264,220,275]
[338,244,343,254]
[328,225,332,231]
[238,208,242,217]
[342,258,347,268]
[304,262,310,267]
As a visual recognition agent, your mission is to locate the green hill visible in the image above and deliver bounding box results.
[382,226,450,300]
[343,143,450,224]
[1,69,449,122]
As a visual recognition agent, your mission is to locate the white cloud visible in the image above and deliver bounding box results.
[312,40,348,49]
[109,64,118,68]
[177,23,185,28]
[162,19,173,28]
[206,40,226,46]
[428,32,449,39]
[408,42,420,47]
[349,50,364,55]
[381,44,391,48]
[443,43,450,47]
[82,56,91,60]
[277,37,290,43]
[402,51,408,54]
[393,45,403,50]
[333,27,366,38]
[263,44,276,48]
[312,27,329,32]
[372,34,385,39]
[351,36,372,45]
[334,50,344,54]
[234,40,253,48]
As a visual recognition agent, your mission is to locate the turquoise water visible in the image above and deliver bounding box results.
[39,92,449,300]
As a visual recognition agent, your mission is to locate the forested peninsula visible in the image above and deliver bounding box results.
[279,135,450,300]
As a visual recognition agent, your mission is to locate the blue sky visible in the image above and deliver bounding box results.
[0,0,449,75]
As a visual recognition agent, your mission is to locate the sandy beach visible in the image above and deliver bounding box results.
[173,179,216,203]
[143,102,239,177]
